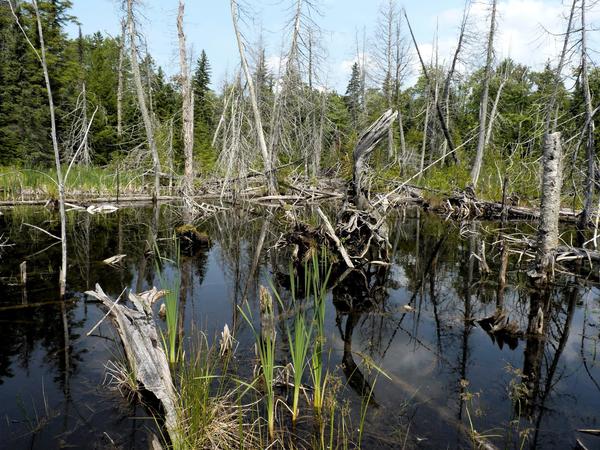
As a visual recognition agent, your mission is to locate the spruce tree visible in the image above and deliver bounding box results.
[345,62,362,130]
[192,50,214,169]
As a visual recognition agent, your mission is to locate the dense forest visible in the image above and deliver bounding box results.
[0,0,597,207]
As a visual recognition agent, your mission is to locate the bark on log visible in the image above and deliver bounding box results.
[177,0,195,221]
[533,132,564,280]
[85,284,180,446]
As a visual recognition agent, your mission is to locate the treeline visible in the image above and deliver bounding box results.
[0,0,598,202]
[0,0,214,169]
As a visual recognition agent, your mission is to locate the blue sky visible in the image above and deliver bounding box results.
[66,0,593,92]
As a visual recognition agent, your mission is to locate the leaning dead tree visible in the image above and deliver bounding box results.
[441,0,470,165]
[230,0,278,195]
[404,9,457,162]
[126,0,161,201]
[177,0,195,221]
[470,0,497,188]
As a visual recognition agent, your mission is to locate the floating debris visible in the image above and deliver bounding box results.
[87,204,119,214]
[103,254,126,266]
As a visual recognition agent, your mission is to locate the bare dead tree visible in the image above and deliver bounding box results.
[404,9,457,162]
[74,27,91,166]
[485,62,512,146]
[126,0,161,200]
[117,19,126,139]
[230,0,277,195]
[545,0,577,130]
[177,0,195,221]
[374,0,399,160]
[578,0,596,228]
[8,0,68,296]
[470,0,497,188]
[394,19,408,167]
[441,0,470,165]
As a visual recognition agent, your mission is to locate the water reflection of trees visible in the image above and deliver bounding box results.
[324,209,599,448]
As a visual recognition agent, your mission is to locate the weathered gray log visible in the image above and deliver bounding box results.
[353,109,398,210]
[532,132,564,281]
[86,284,179,445]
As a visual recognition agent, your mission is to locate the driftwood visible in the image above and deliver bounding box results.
[85,284,179,445]
[439,188,579,223]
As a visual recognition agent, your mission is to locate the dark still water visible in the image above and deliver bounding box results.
[0,204,599,449]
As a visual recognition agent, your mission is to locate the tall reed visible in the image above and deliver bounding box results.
[280,270,311,427]
[156,243,181,365]
[239,286,277,441]
[309,250,331,416]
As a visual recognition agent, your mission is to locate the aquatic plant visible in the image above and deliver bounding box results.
[177,333,252,450]
[156,243,181,365]
[308,250,331,416]
[286,297,311,426]
[239,286,278,441]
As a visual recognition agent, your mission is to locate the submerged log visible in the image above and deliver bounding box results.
[85,284,180,446]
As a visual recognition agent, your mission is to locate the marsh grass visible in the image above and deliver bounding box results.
[155,243,181,365]
[308,251,331,417]
[176,333,254,450]
[239,287,278,441]
[15,381,58,435]
[0,166,145,200]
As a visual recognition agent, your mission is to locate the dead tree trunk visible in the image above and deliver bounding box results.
[86,285,180,446]
[441,1,469,165]
[470,0,497,188]
[533,132,563,282]
[14,0,68,297]
[353,109,398,209]
[545,0,576,131]
[578,0,596,228]
[419,88,431,181]
[230,0,277,195]
[127,0,161,201]
[117,19,126,139]
[485,66,509,146]
[177,0,195,222]
[394,11,407,167]
[404,9,457,162]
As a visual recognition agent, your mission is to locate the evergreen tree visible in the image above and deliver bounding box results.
[192,50,215,170]
[345,62,362,129]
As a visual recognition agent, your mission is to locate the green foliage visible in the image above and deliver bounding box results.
[345,62,362,129]
[0,3,594,208]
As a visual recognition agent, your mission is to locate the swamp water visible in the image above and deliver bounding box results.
[0,204,599,449]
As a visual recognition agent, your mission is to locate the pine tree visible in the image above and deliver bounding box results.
[345,62,362,129]
[192,50,214,169]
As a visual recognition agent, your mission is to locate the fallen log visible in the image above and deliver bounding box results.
[317,207,354,268]
[85,284,180,446]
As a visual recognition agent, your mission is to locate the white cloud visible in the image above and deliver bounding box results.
[427,0,600,76]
